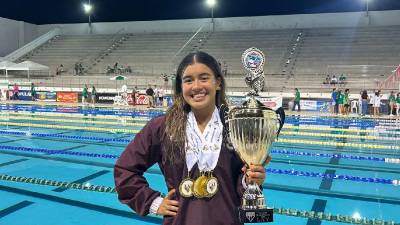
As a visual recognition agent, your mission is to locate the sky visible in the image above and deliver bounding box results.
[1,0,400,25]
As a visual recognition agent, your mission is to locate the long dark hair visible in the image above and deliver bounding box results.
[163,51,228,164]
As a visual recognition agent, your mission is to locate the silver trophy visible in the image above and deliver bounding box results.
[226,47,284,223]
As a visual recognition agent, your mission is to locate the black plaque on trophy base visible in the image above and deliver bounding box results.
[238,207,273,223]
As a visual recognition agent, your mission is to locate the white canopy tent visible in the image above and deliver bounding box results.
[6,61,50,79]
[0,61,17,78]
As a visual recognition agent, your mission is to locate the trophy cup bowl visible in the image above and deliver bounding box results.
[225,47,284,223]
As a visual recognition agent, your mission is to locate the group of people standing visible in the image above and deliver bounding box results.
[145,85,165,108]
[340,88,400,116]
[10,83,36,101]
[330,88,350,115]
[355,90,400,116]
[81,84,97,105]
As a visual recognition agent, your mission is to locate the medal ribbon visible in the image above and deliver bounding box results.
[185,107,223,173]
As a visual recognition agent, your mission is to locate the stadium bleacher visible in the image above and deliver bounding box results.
[3,25,400,93]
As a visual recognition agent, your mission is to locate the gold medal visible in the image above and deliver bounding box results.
[193,174,207,198]
[199,175,209,197]
[179,178,194,198]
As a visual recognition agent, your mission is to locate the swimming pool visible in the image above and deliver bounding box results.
[0,104,399,225]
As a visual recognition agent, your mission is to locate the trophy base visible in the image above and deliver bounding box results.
[238,207,273,223]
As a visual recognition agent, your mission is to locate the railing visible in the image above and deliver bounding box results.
[169,23,209,72]
[172,24,205,59]
[379,65,400,90]
[4,27,62,62]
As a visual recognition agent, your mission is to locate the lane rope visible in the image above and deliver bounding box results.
[0,111,151,121]
[284,125,400,134]
[0,130,131,143]
[279,138,400,150]
[2,130,399,164]
[0,174,398,225]
[281,131,400,141]
[0,121,139,133]
[0,115,146,127]
[0,144,398,186]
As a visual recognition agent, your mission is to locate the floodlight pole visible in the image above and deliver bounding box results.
[211,7,214,23]
[88,0,92,33]
[364,0,371,25]
[211,6,214,31]
[206,0,216,31]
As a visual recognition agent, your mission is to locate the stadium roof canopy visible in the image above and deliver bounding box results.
[1,0,400,25]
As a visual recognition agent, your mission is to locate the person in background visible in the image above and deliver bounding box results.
[12,83,19,100]
[121,84,128,98]
[120,84,129,105]
[388,91,396,116]
[337,90,344,115]
[154,86,159,107]
[372,91,381,116]
[324,74,330,85]
[361,90,369,116]
[162,73,169,90]
[331,88,337,114]
[131,86,137,106]
[331,75,338,85]
[114,62,119,74]
[91,85,97,105]
[396,93,400,116]
[343,89,350,115]
[158,86,165,107]
[339,74,346,86]
[145,85,154,108]
[82,84,88,105]
[74,63,79,76]
[114,51,268,225]
[292,88,301,112]
[78,63,84,75]
[31,83,37,101]
[56,64,64,75]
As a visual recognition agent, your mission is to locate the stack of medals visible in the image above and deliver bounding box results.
[179,145,220,198]
[192,170,218,198]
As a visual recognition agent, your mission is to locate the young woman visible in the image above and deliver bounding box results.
[361,90,369,116]
[114,51,268,225]
[372,91,381,116]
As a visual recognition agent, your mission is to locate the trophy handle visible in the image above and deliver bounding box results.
[275,107,285,137]
[219,103,229,125]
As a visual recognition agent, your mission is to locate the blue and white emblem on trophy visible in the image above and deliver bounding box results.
[241,47,266,96]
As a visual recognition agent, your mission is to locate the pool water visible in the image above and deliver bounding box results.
[0,104,399,225]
